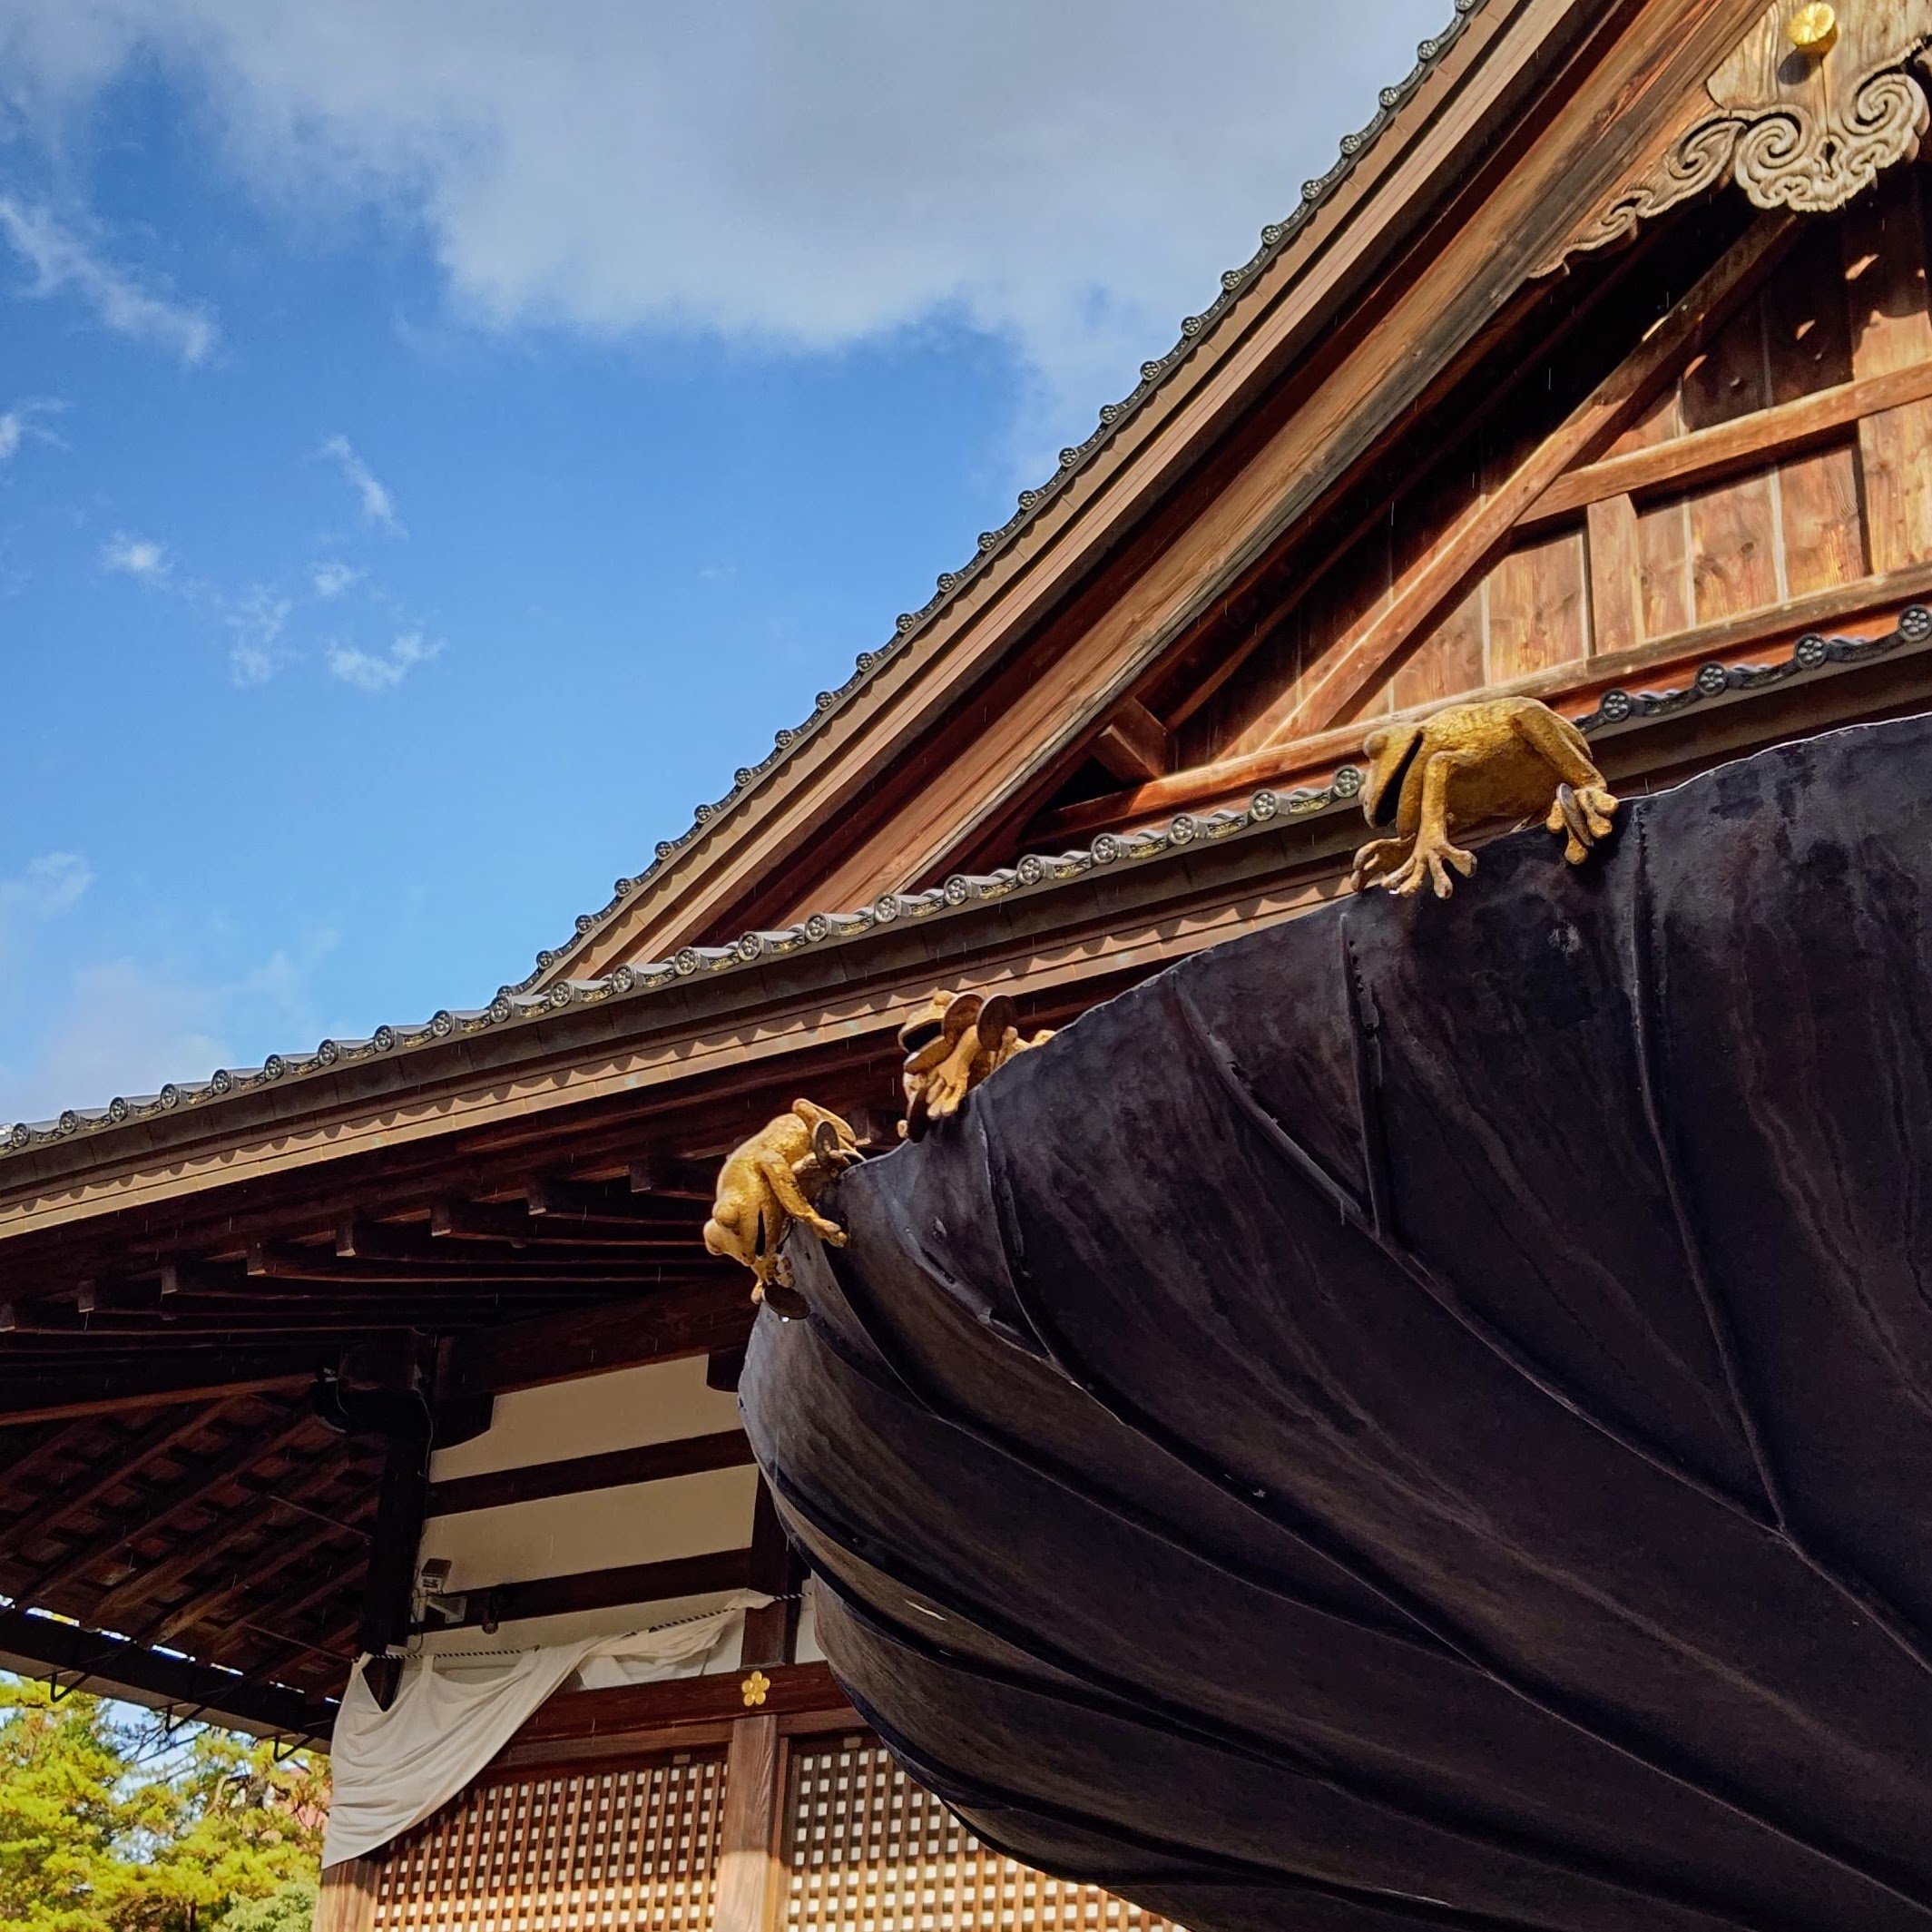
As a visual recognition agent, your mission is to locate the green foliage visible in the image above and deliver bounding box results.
[0,1681,328,1932]
[194,1883,315,1932]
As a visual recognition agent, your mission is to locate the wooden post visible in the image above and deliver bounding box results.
[714,1712,781,1932]
[358,1431,430,1667]
[311,1858,378,1932]
[740,1476,798,1667]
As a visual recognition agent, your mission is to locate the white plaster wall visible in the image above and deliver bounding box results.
[417,1586,754,1661]
[410,1355,771,1672]
[429,1354,741,1481]
[794,1579,826,1663]
[418,1464,758,1590]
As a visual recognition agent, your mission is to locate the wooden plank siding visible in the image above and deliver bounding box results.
[1178,172,1932,759]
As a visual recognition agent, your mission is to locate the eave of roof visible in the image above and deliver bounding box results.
[8,609,1925,1172]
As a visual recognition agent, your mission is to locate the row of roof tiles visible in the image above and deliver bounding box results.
[10,610,1924,1160]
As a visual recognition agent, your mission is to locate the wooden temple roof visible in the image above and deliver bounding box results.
[6,0,1932,1751]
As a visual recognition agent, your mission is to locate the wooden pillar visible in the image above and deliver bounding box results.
[740,1476,799,1667]
[311,1858,378,1932]
[715,1712,781,1932]
[358,1431,430,1665]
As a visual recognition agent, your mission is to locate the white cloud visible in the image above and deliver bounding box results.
[0,959,226,1123]
[0,925,339,1126]
[0,0,1449,441]
[221,583,293,684]
[0,851,93,932]
[326,627,439,690]
[0,196,216,364]
[317,434,402,533]
[0,397,64,463]
[100,531,170,579]
[310,558,361,597]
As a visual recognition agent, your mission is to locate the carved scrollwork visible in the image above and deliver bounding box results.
[1540,0,1932,276]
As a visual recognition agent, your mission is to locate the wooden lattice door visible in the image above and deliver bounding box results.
[781,1734,1180,1932]
[369,1751,726,1932]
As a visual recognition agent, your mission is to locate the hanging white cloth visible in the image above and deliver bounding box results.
[322,1591,770,1867]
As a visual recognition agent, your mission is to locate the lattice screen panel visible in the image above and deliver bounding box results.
[370,1752,725,1932]
[783,1736,1179,1932]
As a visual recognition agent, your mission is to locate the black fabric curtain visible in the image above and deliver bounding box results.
[742,711,1932,1932]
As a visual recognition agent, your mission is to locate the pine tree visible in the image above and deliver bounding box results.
[0,1682,327,1932]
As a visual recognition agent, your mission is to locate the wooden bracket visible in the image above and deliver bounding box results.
[1091,697,1173,783]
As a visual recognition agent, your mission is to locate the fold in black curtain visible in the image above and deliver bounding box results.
[741,711,1932,1932]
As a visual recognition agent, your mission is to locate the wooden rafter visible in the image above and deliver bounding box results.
[148,1502,374,1648]
[21,1406,319,1603]
[13,1399,236,1556]
[439,1280,756,1398]
[1258,214,1796,740]
[93,1452,374,1628]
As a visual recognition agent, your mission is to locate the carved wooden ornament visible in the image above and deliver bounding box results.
[1544,0,1932,273]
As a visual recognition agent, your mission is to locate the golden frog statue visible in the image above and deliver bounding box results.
[703,1100,863,1307]
[897,988,1053,1140]
[1348,696,1621,899]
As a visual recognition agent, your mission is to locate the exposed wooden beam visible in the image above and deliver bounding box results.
[629,1157,722,1201]
[20,1407,319,1604]
[0,1606,332,1742]
[238,1556,365,1641]
[11,1400,235,1561]
[426,1427,755,1517]
[1280,214,1795,738]
[0,1417,99,1506]
[1090,697,1173,784]
[432,1546,755,1631]
[740,1476,797,1667]
[0,1366,312,1428]
[1031,558,1932,847]
[438,1280,755,1399]
[340,1217,698,1268]
[716,1713,781,1932]
[524,1177,692,1225]
[1523,354,1932,529]
[508,1659,845,1752]
[147,1497,375,1647]
[429,1197,701,1247]
[0,1306,459,1337]
[92,1455,373,1627]
[250,1241,692,1288]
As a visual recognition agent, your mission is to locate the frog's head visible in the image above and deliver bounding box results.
[1360,721,1424,829]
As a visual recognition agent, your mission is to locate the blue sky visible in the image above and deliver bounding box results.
[0,0,1447,1124]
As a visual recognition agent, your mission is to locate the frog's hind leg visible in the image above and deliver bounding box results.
[756,1151,847,1245]
[1512,705,1619,862]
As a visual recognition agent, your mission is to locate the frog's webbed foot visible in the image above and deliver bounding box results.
[1349,835,1413,893]
[1545,783,1620,865]
[1382,831,1477,899]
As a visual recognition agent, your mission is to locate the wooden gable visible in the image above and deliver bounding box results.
[1172,172,1932,760]
[522,0,1932,983]
[533,0,1808,974]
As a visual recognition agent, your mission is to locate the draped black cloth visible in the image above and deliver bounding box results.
[740,713,1932,1932]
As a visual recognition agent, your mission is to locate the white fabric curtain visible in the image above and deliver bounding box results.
[322,1592,770,1867]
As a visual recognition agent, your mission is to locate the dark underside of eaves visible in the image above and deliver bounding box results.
[743,711,1932,1932]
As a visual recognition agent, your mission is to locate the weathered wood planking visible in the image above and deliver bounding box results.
[1848,170,1932,574]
